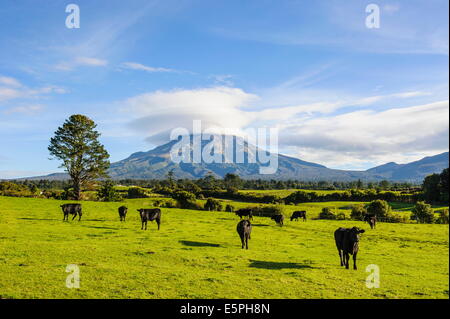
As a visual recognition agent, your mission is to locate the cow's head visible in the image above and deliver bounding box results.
[350,227,365,242]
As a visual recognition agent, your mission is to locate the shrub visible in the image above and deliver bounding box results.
[336,212,346,220]
[197,194,205,200]
[350,204,367,220]
[152,199,176,208]
[204,198,223,211]
[97,180,122,202]
[436,209,449,224]
[225,204,234,212]
[385,212,408,223]
[367,200,391,218]
[172,190,202,210]
[127,187,148,199]
[411,201,435,223]
[319,207,336,220]
[251,205,284,217]
[42,189,65,200]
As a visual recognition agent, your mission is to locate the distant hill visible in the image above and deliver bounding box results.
[366,152,449,181]
[14,136,449,182]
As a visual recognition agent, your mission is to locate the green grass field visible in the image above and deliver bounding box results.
[0,196,448,299]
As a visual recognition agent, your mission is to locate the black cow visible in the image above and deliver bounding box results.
[334,227,365,270]
[271,214,284,227]
[291,210,307,221]
[236,220,252,249]
[61,203,82,221]
[363,214,377,229]
[235,208,253,220]
[137,208,161,230]
[118,206,128,222]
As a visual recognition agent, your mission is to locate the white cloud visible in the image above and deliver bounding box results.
[0,87,21,102]
[123,86,258,144]
[120,85,448,168]
[0,84,67,103]
[3,104,44,115]
[55,56,108,71]
[121,62,174,73]
[0,76,22,88]
[279,100,449,167]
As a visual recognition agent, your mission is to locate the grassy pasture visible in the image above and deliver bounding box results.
[0,196,448,299]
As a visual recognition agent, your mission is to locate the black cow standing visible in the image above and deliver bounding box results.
[271,214,284,227]
[236,219,252,249]
[291,211,307,221]
[61,203,82,221]
[363,214,377,229]
[235,208,253,220]
[334,227,365,270]
[137,208,161,230]
[118,206,128,222]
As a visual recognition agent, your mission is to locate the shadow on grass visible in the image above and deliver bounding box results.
[251,224,270,227]
[81,225,119,230]
[249,260,315,270]
[179,240,221,247]
[19,217,57,221]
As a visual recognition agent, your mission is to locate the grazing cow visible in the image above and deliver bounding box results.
[137,208,161,230]
[61,203,82,221]
[118,206,128,222]
[236,220,252,249]
[363,214,377,229]
[235,208,253,220]
[291,210,307,221]
[334,227,365,270]
[271,214,285,227]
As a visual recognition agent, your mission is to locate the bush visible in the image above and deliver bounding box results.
[127,187,148,199]
[436,209,449,224]
[385,213,409,223]
[251,205,284,217]
[319,207,336,220]
[97,180,122,202]
[367,200,391,218]
[42,189,65,200]
[172,190,202,210]
[350,204,367,220]
[204,198,223,211]
[225,204,234,212]
[156,199,177,208]
[411,201,435,223]
[0,181,35,198]
[336,212,346,220]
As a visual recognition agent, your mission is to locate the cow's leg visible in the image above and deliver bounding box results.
[353,252,358,270]
[145,221,148,230]
[344,252,350,269]
[240,234,245,249]
[141,221,144,230]
[337,248,343,266]
[78,213,82,221]
[245,234,249,249]
[156,218,160,230]
[72,214,76,221]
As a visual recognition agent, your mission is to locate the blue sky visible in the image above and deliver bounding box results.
[0,0,448,178]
